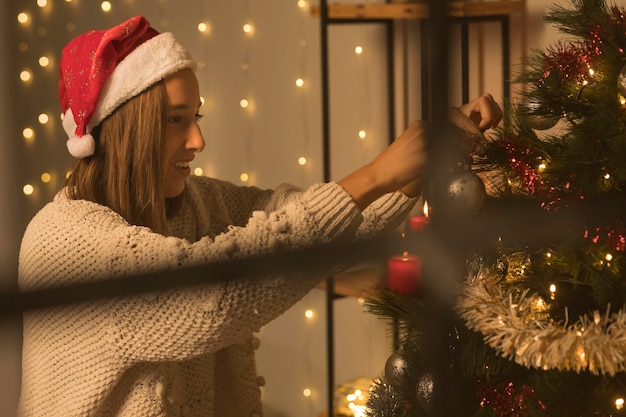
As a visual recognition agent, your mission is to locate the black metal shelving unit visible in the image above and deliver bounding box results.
[315,1,525,415]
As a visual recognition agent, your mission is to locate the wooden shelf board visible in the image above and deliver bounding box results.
[317,265,386,298]
[310,1,525,20]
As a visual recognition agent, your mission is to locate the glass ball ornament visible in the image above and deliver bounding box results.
[384,352,409,387]
[416,372,435,412]
[523,99,559,130]
[445,168,487,216]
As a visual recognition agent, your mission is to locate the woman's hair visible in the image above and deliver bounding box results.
[65,80,178,234]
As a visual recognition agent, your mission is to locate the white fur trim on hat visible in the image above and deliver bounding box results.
[89,32,196,132]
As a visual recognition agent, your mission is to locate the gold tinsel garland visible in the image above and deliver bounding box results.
[457,257,626,376]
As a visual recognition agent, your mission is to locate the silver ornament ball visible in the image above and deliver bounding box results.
[445,170,487,215]
[384,353,409,387]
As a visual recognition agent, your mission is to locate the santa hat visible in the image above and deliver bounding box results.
[58,16,197,158]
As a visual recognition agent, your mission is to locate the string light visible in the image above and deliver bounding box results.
[304,309,314,319]
[549,283,556,300]
[197,22,210,34]
[302,388,312,397]
[240,172,249,182]
[20,70,32,82]
[17,13,29,24]
[298,157,307,166]
[36,0,47,8]
[23,184,34,196]
[194,167,203,176]
[616,398,625,410]
[38,114,49,124]
[22,127,34,142]
[358,130,366,139]
[38,56,50,67]
[101,2,112,12]
[40,173,51,183]
[242,23,254,35]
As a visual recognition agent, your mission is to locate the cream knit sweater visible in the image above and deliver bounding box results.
[17,175,415,417]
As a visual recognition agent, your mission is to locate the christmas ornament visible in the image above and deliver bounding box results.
[523,99,559,130]
[415,372,434,412]
[384,352,409,387]
[444,162,487,216]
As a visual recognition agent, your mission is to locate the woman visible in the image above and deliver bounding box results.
[17,16,502,417]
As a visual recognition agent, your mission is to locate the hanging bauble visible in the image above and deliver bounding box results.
[444,168,487,216]
[523,99,559,130]
[618,64,626,106]
[415,372,435,412]
[384,352,409,387]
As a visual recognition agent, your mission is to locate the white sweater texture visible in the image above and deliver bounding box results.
[17,175,415,417]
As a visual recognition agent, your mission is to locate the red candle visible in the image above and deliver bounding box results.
[410,215,429,233]
[387,251,421,294]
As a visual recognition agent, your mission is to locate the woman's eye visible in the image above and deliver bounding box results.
[167,115,182,124]
[195,114,204,122]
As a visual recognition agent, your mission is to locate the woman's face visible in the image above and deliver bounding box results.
[163,68,205,197]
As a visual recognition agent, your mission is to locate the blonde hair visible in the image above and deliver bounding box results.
[65,81,176,234]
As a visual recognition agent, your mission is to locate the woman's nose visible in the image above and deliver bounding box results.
[187,124,205,153]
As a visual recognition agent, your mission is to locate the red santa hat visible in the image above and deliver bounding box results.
[58,16,197,158]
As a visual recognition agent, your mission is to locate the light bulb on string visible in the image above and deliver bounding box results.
[20,70,32,82]
[101,1,112,12]
[17,13,29,24]
[197,22,211,34]
[40,173,51,183]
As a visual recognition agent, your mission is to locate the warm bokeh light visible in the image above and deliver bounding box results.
[101,1,112,12]
[22,127,34,140]
[197,22,210,33]
[298,157,307,166]
[38,114,49,124]
[23,184,34,196]
[240,172,249,182]
[40,172,51,183]
[20,70,32,82]
[17,13,29,24]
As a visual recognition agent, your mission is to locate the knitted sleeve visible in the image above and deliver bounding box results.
[357,191,418,239]
[18,182,364,364]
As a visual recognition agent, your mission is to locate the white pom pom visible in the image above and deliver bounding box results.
[66,134,96,159]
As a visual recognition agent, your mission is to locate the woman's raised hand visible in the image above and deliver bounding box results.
[338,94,503,210]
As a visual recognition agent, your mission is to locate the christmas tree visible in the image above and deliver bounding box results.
[364,0,626,416]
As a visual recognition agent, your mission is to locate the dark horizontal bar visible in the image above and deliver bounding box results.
[1,193,624,318]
